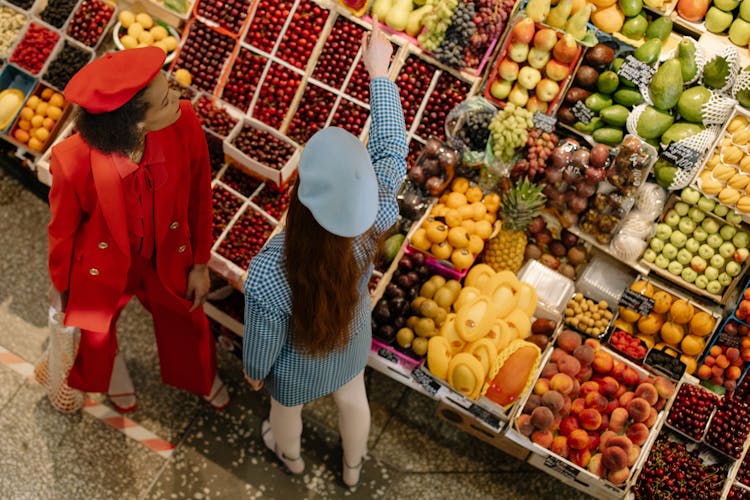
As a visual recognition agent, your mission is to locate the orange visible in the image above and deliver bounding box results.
[40,88,53,99]
[34,127,50,142]
[468,234,484,255]
[651,290,673,314]
[470,202,487,221]
[451,177,470,194]
[19,107,34,120]
[447,227,471,248]
[619,306,641,323]
[474,220,493,240]
[49,93,64,108]
[30,115,44,128]
[425,220,449,244]
[17,119,31,131]
[431,241,452,260]
[689,311,715,337]
[410,228,431,252]
[446,191,468,209]
[26,96,40,110]
[631,280,654,298]
[680,354,697,375]
[13,129,29,143]
[444,208,462,227]
[465,185,483,203]
[660,321,685,345]
[680,334,705,356]
[460,219,476,235]
[483,193,500,213]
[637,312,664,335]
[669,299,695,324]
[46,105,62,120]
[27,137,43,151]
[451,248,474,270]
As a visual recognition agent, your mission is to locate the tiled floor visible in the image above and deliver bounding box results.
[0,165,587,499]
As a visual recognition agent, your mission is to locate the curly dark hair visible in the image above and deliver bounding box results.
[74,88,149,155]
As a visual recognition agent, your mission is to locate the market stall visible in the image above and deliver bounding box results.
[3,0,750,497]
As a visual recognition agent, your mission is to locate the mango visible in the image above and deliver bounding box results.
[654,159,678,188]
[585,92,613,112]
[622,15,648,39]
[649,59,683,111]
[645,16,673,40]
[634,37,661,65]
[677,38,698,82]
[677,86,711,123]
[591,3,625,33]
[600,104,630,127]
[635,105,674,139]
[575,116,606,134]
[703,56,730,90]
[597,71,620,94]
[614,88,644,107]
[661,122,705,145]
[619,0,643,17]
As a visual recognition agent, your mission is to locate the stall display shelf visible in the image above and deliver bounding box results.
[567,225,650,276]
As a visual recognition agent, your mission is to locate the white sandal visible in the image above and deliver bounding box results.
[343,456,365,488]
[261,420,305,474]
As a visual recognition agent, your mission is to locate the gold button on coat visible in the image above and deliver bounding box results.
[178,245,187,253]
[98,242,108,249]
[169,221,180,230]
[89,268,99,276]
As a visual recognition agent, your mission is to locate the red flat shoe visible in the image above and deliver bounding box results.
[108,392,137,413]
[203,382,230,411]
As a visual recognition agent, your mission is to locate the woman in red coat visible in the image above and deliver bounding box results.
[47,47,228,412]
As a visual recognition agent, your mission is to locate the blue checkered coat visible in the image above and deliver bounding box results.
[242,78,407,406]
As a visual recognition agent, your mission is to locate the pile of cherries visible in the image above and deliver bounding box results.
[704,397,750,459]
[396,56,436,129]
[194,96,238,137]
[43,41,92,91]
[276,0,327,70]
[220,166,262,198]
[667,383,718,441]
[415,73,469,141]
[222,48,267,112]
[232,124,296,170]
[66,0,115,47]
[218,208,274,268]
[244,0,293,53]
[251,185,290,221]
[174,21,235,93]
[738,449,750,487]
[330,99,368,137]
[196,0,251,34]
[211,186,243,242]
[728,485,750,499]
[312,17,362,89]
[286,84,336,143]
[253,63,302,129]
[10,23,59,74]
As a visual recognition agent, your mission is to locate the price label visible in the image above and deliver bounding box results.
[617,55,655,88]
[661,143,702,171]
[718,332,742,348]
[644,348,686,380]
[619,289,655,316]
[533,111,557,133]
[467,404,502,431]
[411,367,442,397]
[543,455,582,481]
[571,100,595,125]
[377,347,399,365]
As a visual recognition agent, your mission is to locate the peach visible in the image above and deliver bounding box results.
[654,397,667,412]
[534,378,550,395]
[541,390,565,414]
[571,379,581,398]
[604,398,619,415]
[517,414,534,436]
[584,338,601,351]
[576,365,593,382]
[541,362,559,379]
[571,398,586,415]
[608,466,630,485]
[588,453,604,476]
[602,445,628,471]
[645,407,658,428]
[597,414,609,433]
[551,435,569,458]
[558,354,582,377]
[524,394,542,414]
[712,365,724,378]
[568,429,590,450]
[531,406,555,430]
[579,408,602,431]
[627,444,640,467]
[551,347,567,363]
[727,365,742,381]
[550,373,576,395]
[607,436,633,455]
[609,407,629,433]
[573,344,595,366]
[611,361,626,381]
[627,397,651,423]
[531,430,554,449]
[588,431,601,452]
[593,351,614,374]
[599,430,617,449]
[711,374,724,386]
[716,355,730,369]
[569,448,592,468]
[618,391,635,408]
[726,380,737,392]
[580,381,601,397]
[697,365,712,380]
[598,376,620,398]
[585,392,608,412]
[621,367,641,388]
[635,383,659,406]
[704,355,716,367]
[727,347,741,362]
[559,415,580,436]
[558,329,583,353]
[560,395,572,416]
[615,383,627,399]
[627,422,650,446]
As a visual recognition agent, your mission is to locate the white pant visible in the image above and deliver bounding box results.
[269,370,370,465]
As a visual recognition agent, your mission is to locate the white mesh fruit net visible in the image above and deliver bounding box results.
[668,125,723,190]
[34,307,84,414]
[634,182,668,220]
[665,38,705,86]
[700,45,740,95]
[625,103,647,139]
[702,92,737,126]
[610,232,648,262]
[732,69,750,102]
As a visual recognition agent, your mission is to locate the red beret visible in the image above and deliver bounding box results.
[64,47,166,114]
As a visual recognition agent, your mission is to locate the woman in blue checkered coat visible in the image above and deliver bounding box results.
[242,20,406,487]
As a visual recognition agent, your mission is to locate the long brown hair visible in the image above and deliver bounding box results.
[284,182,374,356]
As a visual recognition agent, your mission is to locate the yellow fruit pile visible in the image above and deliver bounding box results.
[697,115,750,214]
[424,264,539,400]
[410,177,500,270]
[118,10,178,54]
[12,89,65,152]
[614,280,716,373]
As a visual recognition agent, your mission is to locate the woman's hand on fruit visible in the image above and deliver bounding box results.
[361,16,391,79]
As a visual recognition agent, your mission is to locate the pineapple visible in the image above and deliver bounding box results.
[484,178,546,272]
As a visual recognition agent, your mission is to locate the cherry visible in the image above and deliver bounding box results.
[276,0,327,71]
[66,0,115,48]
[244,0,293,53]
[10,23,59,74]
[329,99,368,138]
[415,72,470,141]
[396,56,437,130]
[212,185,243,241]
[222,47,267,112]
[174,21,235,93]
[251,184,290,221]
[232,123,296,171]
[217,208,275,269]
[311,16,363,89]
[252,63,302,129]
[287,84,337,144]
[193,96,238,138]
[666,383,718,441]
[219,165,263,198]
[196,0,252,34]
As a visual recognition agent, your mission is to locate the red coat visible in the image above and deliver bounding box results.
[48,100,213,333]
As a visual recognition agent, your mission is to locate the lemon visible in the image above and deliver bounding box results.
[174,69,192,87]
[120,34,138,49]
[150,25,168,41]
[119,10,135,28]
[135,13,154,29]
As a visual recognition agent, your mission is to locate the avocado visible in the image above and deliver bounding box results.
[634,37,662,65]
[677,86,711,123]
[645,16,673,41]
[661,122,705,145]
[635,105,674,139]
[622,15,648,40]
[703,56,730,89]
[654,158,678,188]
[597,71,620,94]
[600,104,630,127]
[649,59,683,111]
[614,88,644,107]
[677,38,698,83]
[619,0,643,17]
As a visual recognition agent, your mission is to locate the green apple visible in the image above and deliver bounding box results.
[674,201,690,216]
[509,84,529,107]
[695,275,709,289]
[650,238,665,252]
[509,42,529,63]
[670,230,688,248]
[686,238,700,254]
[655,254,670,269]
[720,224,737,241]
[693,227,709,242]
[705,266,720,281]
[734,248,750,263]
[643,248,657,262]
[655,223,673,240]
[499,59,520,81]
[698,244,715,260]
[714,204,729,218]
[681,187,701,205]
[679,217,696,235]
[710,253,725,269]
[698,196,716,213]
[706,7,735,34]
[527,48,551,70]
[490,79,513,100]
[668,261,684,276]
[726,211,743,225]
[664,210,681,227]
[707,280,723,294]
[729,18,750,47]
[681,267,698,283]
[707,233,724,249]
[663,243,679,260]
[726,260,742,276]
[701,218,721,234]
[719,241,736,259]
[677,248,694,265]
[741,0,750,22]
[715,0,740,10]
[733,231,750,249]
[518,66,542,90]
[690,255,707,273]
[688,207,706,224]
[718,272,733,286]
